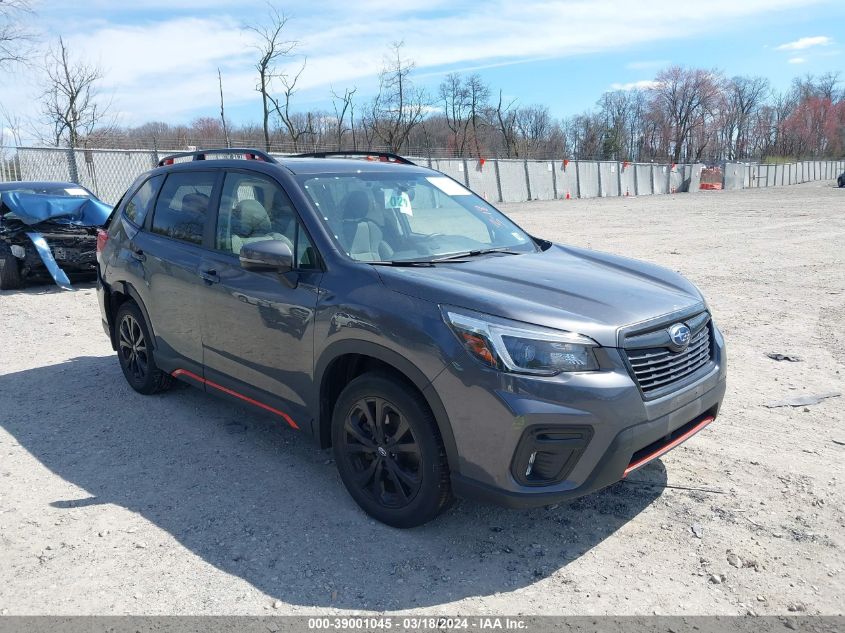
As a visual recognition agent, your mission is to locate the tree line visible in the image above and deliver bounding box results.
[1,3,843,163]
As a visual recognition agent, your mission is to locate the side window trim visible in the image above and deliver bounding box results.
[213,168,324,272]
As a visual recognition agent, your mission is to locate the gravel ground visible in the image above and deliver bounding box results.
[0,181,843,616]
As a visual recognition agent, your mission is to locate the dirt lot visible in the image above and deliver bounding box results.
[0,181,843,616]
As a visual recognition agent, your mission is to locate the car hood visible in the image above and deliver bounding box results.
[375,244,705,347]
[0,191,111,227]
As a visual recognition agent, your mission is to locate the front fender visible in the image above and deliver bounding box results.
[313,337,459,477]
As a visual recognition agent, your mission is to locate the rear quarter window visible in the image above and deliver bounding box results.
[123,175,164,226]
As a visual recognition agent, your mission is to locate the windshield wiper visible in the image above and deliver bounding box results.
[369,260,436,267]
[368,248,524,267]
[431,247,524,262]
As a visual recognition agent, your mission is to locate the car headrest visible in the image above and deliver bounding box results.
[182,192,209,215]
[342,190,373,222]
[233,199,271,235]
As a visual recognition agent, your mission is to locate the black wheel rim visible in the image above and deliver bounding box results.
[342,397,422,509]
[118,314,148,383]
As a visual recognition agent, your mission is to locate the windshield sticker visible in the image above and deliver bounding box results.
[475,204,504,227]
[64,188,88,196]
[385,190,413,216]
[426,176,472,196]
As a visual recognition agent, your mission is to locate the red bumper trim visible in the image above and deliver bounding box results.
[623,415,715,477]
[171,369,299,430]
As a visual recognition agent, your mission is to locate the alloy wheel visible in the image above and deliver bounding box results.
[118,314,148,382]
[342,397,422,508]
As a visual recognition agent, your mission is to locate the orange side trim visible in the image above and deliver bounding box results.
[623,415,715,477]
[171,368,299,430]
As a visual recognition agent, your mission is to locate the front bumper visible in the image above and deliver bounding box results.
[434,324,727,508]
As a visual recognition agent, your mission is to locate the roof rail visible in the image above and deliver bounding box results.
[291,151,416,166]
[157,148,278,167]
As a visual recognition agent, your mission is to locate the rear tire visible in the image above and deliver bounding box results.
[0,243,22,290]
[332,371,453,528]
[115,301,172,395]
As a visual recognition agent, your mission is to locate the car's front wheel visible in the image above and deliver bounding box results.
[0,243,22,290]
[115,301,172,395]
[332,372,453,528]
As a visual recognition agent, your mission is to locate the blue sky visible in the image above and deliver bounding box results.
[2,0,844,135]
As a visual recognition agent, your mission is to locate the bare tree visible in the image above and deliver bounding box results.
[245,5,297,152]
[40,37,109,148]
[268,58,308,151]
[438,73,490,157]
[653,66,722,162]
[720,76,769,159]
[514,105,552,157]
[0,103,23,146]
[495,89,518,157]
[329,86,357,150]
[465,74,489,157]
[369,42,428,152]
[0,0,33,70]
[439,72,470,155]
[218,68,231,148]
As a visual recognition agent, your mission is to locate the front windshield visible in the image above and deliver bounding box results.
[298,173,537,262]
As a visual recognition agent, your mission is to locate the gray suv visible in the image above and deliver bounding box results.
[96,149,727,528]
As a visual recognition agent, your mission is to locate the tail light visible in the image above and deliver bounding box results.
[96,229,109,254]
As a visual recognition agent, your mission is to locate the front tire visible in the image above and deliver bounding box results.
[0,243,22,290]
[115,301,172,395]
[332,372,453,528]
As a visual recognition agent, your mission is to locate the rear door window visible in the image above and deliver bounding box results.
[150,172,216,245]
[123,175,164,226]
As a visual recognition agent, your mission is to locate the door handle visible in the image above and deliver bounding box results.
[200,268,220,284]
[129,246,145,262]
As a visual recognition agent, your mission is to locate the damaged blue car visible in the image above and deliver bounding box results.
[0,182,112,290]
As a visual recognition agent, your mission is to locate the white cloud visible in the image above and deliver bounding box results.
[1,0,831,129]
[609,80,662,91]
[788,56,807,64]
[625,60,670,70]
[776,35,832,50]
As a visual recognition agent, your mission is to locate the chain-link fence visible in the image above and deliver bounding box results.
[1,146,843,205]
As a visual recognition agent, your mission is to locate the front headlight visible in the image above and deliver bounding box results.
[442,307,599,375]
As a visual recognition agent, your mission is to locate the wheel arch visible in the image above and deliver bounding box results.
[106,280,157,351]
[314,340,459,473]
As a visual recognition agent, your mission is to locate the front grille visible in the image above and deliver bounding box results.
[624,317,713,397]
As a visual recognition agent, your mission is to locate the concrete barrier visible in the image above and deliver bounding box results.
[466,159,501,203]
[10,146,842,206]
[497,159,529,202]
[526,161,555,200]
[620,163,637,196]
[634,164,653,195]
[576,161,600,198]
[557,162,577,199]
[669,166,685,192]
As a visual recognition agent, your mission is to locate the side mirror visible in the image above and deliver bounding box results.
[239,239,294,273]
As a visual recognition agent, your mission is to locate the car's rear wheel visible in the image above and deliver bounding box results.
[115,301,172,395]
[0,243,22,290]
[332,372,453,528]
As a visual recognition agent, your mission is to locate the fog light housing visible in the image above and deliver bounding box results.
[511,426,593,486]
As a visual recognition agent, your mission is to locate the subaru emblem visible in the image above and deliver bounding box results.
[668,323,691,350]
